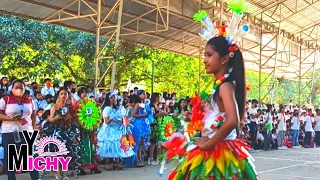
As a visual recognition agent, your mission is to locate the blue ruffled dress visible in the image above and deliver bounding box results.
[97,106,135,159]
[124,104,151,167]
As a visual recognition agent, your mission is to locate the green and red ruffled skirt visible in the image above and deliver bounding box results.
[168,139,258,180]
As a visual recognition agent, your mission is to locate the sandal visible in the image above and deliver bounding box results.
[114,163,124,170]
[105,164,114,171]
[134,161,144,168]
[73,170,79,179]
[55,171,69,180]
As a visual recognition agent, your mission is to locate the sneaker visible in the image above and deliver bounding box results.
[150,160,158,166]
[148,158,158,166]
[249,149,256,153]
[278,146,287,150]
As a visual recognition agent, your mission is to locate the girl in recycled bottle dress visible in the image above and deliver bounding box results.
[46,88,81,180]
[97,92,134,171]
[148,93,168,165]
[73,87,101,175]
[125,90,151,167]
[173,98,190,141]
[168,36,258,180]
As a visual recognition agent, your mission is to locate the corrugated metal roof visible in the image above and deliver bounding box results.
[0,0,319,80]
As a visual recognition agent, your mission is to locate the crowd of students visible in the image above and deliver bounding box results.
[0,76,194,179]
[0,76,319,180]
[244,99,320,151]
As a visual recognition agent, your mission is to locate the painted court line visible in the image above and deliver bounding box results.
[285,151,320,155]
[253,156,314,163]
[261,173,315,179]
[301,164,320,168]
[258,162,311,174]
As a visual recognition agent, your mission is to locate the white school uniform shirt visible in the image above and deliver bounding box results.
[41,86,55,96]
[71,93,80,102]
[290,116,300,130]
[288,103,294,112]
[29,89,35,99]
[248,107,258,123]
[88,92,94,98]
[33,99,47,112]
[314,116,320,132]
[25,86,32,93]
[304,115,314,132]
[277,113,286,131]
[0,95,35,133]
[7,85,12,94]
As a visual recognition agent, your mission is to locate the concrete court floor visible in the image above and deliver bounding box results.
[2,148,320,180]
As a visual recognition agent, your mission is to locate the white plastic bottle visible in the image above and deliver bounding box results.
[12,125,21,143]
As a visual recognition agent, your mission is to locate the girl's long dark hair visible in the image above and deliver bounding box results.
[134,90,145,104]
[0,77,8,91]
[266,104,272,113]
[102,92,118,110]
[176,98,188,114]
[77,86,88,97]
[53,88,68,103]
[150,93,161,105]
[207,36,246,121]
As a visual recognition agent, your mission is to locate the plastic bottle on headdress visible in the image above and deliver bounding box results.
[228,13,244,36]
[199,29,217,41]
[230,24,250,44]
[202,16,214,31]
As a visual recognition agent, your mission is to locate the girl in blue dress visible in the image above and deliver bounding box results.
[125,90,151,167]
[97,92,134,171]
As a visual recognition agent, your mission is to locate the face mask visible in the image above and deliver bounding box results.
[55,88,59,91]
[13,89,24,97]
[71,88,76,94]
[46,82,51,87]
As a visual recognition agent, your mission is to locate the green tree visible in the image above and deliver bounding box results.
[1,14,317,104]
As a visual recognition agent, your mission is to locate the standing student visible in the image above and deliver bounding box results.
[263,104,273,150]
[277,105,287,150]
[248,99,260,151]
[41,78,55,97]
[169,35,258,179]
[314,109,320,147]
[0,80,40,180]
[304,109,313,147]
[291,112,300,148]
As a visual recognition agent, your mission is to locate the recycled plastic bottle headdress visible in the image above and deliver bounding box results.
[193,0,250,46]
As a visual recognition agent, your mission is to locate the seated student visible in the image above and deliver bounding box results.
[271,129,278,150]
[0,89,4,99]
[35,108,44,131]
[43,94,54,110]
[256,130,264,150]
[299,129,305,146]
[34,91,47,111]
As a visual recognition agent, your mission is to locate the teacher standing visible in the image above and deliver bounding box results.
[0,79,40,180]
